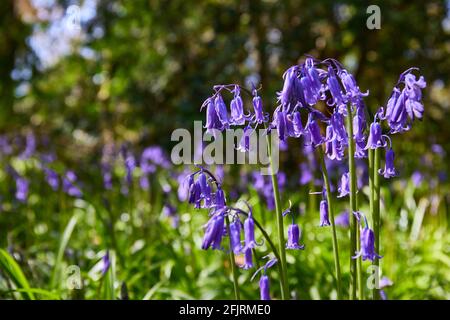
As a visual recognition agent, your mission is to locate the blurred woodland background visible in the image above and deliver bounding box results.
[1,0,449,170]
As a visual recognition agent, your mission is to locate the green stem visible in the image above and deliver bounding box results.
[318,148,342,299]
[252,215,282,263]
[373,147,381,300]
[265,132,290,300]
[345,104,361,299]
[225,216,240,300]
[231,207,285,293]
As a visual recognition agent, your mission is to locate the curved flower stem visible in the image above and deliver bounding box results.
[230,207,283,296]
[225,215,240,300]
[318,148,342,299]
[373,147,381,300]
[265,132,290,300]
[345,104,361,299]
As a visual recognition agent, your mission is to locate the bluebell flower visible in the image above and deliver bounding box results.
[378,148,398,179]
[278,66,302,107]
[326,66,345,107]
[353,109,366,143]
[353,226,382,261]
[201,212,225,250]
[273,108,289,142]
[404,73,426,120]
[286,224,305,250]
[204,98,223,134]
[304,58,323,93]
[244,213,258,249]
[291,111,305,137]
[215,187,226,209]
[230,87,246,125]
[259,275,270,300]
[384,70,426,133]
[188,180,201,208]
[252,93,266,124]
[306,117,324,147]
[325,126,345,161]
[214,94,230,128]
[340,69,368,102]
[337,172,350,198]
[242,247,253,269]
[365,122,386,149]
[319,200,331,226]
[330,112,348,144]
[300,59,324,106]
[229,219,242,254]
[354,138,368,159]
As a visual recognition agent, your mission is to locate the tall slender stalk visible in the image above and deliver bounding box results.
[318,148,342,299]
[225,216,240,300]
[345,104,361,299]
[372,147,381,300]
[265,133,290,300]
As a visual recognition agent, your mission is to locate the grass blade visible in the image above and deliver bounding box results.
[0,249,35,300]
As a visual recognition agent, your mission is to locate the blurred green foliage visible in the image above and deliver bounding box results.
[2,1,450,166]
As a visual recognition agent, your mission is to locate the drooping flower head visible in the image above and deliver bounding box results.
[244,212,258,250]
[201,210,225,250]
[242,247,253,270]
[277,65,302,107]
[230,86,246,125]
[383,69,426,133]
[337,172,350,198]
[252,90,267,124]
[365,122,387,150]
[286,223,305,250]
[319,199,331,227]
[203,97,223,134]
[250,257,277,300]
[229,218,242,254]
[378,147,398,179]
[305,114,325,148]
[214,93,230,129]
[353,225,382,262]
[259,275,270,300]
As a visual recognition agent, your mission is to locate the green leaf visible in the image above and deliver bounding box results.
[50,214,79,289]
[0,249,35,300]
